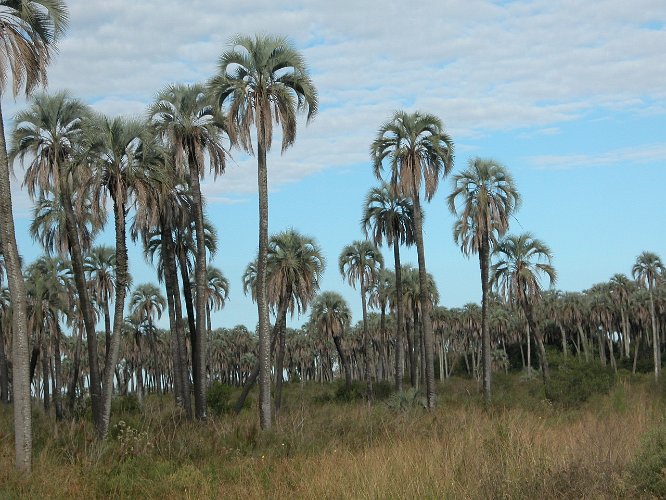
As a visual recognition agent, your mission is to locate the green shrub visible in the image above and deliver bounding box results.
[335,380,364,402]
[630,424,666,497]
[385,388,426,411]
[111,394,141,415]
[207,381,234,415]
[373,380,393,401]
[545,359,615,407]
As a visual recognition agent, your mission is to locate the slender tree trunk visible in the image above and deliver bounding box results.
[558,322,568,358]
[412,195,436,408]
[360,278,373,403]
[103,299,111,367]
[53,323,63,420]
[479,236,491,405]
[256,138,271,430]
[406,316,416,387]
[0,322,9,404]
[233,301,285,415]
[274,286,291,416]
[161,220,191,417]
[333,335,352,390]
[136,337,144,406]
[522,294,548,384]
[633,331,641,374]
[67,323,83,414]
[0,102,32,470]
[649,285,660,381]
[187,147,208,420]
[41,333,50,412]
[98,198,130,438]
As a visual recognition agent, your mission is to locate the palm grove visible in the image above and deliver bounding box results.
[0,0,664,474]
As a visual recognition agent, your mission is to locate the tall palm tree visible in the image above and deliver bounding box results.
[609,273,635,359]
[149,83,226,420]
[210,35,317,430]
[86,114,159,436]
[0,0,67,471]
[339,240,384,401]
[311,291,352,390]
[448,157,520,404]
[12,91,107,431]
[492,233,557,384]
[371,110,453,408]
[632,251,665,381]
[362,184,416,392]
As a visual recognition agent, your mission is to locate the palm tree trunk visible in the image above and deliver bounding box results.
[187,147,208,420]
[274,285,291,415]
[161,220,191,417]
[67,322,83,414]
[0,101,32,471]
[61,183,104,432]
[412,195,436,408]
[360,278,373,403]
[0,322,9,404]
[522,295,549,384]
[41,333,50,412]
[479,235,491,405]
[649,284,660,381]
[99,198,130,438]
[256,138,272,430]
[406,316,416,387]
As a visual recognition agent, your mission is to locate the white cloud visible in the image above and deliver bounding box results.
[530,143,666,169]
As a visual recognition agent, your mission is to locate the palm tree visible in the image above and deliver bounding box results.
[12,91,108,432]
[0,0,67,471]
[609,273,635,359]
[149,83,226,420]
[86,114,159,436]
[202,265,229,382]
[267,229,324,413]
[210,35,317,430]
[632,251,665,381]
[130,283,166,396]
[371,110,454,408]
[339,240,384,401]
[448,158,520,404]
[311,291,352,390]
[362,184,416,392]
[492,233,557,384]
[84,246,116,361]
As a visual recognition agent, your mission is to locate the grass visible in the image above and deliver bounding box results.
[1,373,664,498]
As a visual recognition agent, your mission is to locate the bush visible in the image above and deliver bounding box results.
[111,394,141,415]
[373,380,393,401]
[335,380,364,402]
[630,424,666,497]
[207,381,234,415]
[545,359,615,407]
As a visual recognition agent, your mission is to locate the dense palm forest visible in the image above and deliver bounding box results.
[1,2,666,497]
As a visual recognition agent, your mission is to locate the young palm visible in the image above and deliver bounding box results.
[311,291,352,390]
[371,110,453,408]
[12,91,108,431]
[492,233,557,384]
[83,246,116,363]
[632,251,665,380]
[448,158,520,404]
[149,83,226,420]
[339,240,384,402]
[0,0,67,471]
[362,184,416,392]
[210,35,317,430]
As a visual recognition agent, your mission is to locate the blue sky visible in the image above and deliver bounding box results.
[6,0,666,331]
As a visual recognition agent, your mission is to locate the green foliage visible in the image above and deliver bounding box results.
[335,380,364,402]
[630,424,666,497]
[373,380,393,401]
[545,358,615,407]
[111,394,141,415]
[386,387,426,411]
[206,381,234,416]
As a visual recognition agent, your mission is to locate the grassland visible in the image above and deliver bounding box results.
[1,373,665,499]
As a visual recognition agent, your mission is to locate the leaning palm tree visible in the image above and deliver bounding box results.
[12,91,107,432]
[632,251,665,381]
[362,184,416,392]
[371,110,454,408]
[339,240,384,401]
[311,291,352,390]
[448,158,520,404]
[148,83,226,420]
[492,233,557,384]
[210,35,318,430]
[0,0,67,471]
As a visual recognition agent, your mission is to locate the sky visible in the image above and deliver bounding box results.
[6,0,666,331]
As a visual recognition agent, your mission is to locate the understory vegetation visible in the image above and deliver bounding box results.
[2,373,666,499]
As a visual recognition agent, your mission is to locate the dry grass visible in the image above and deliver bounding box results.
[0,374,663,499]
